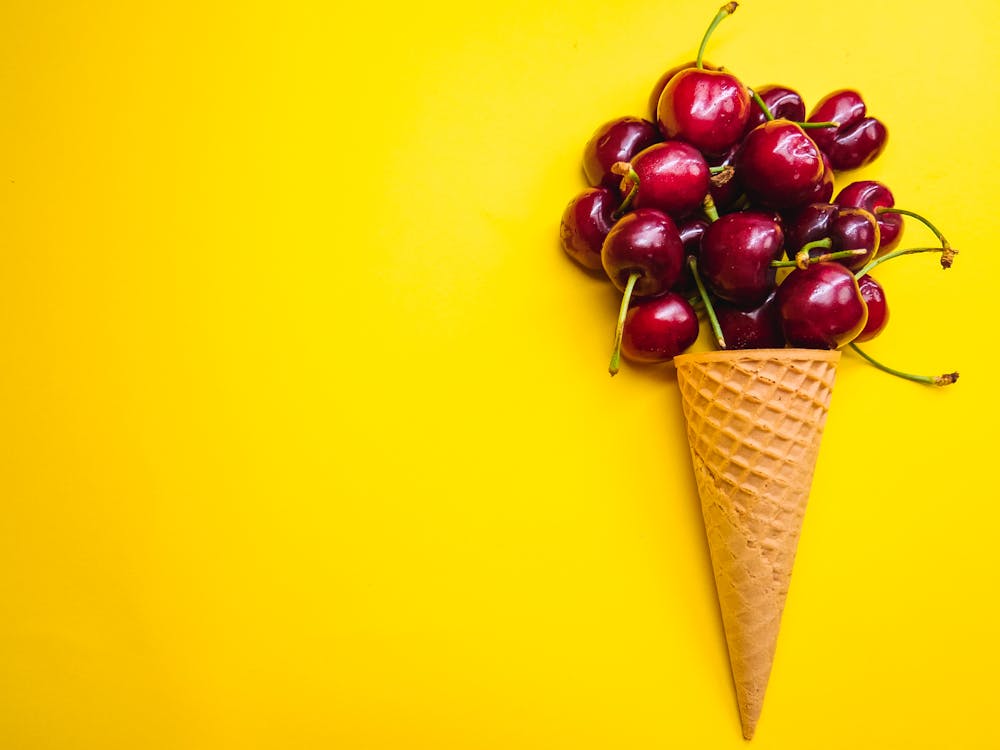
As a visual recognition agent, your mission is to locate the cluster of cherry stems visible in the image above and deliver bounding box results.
[559,3,958,386]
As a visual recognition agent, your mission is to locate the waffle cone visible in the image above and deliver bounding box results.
[673,348,839,740]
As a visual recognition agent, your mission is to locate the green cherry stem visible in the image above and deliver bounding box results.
[797,120,839,129]
[876,206,953,250]
[610,162,639,220]
[689,256,726,349]
[772,246,867,270]
[855,246,956,278]
[609,271,641,376]
[696,2,738,69]
[748,88,775,121]
[849,343,959,387]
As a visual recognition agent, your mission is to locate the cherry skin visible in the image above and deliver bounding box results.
[601,208,685,297]
[647,60,720,121]
[707,142,742,211]
[744,84,806,133]
[854,273,889,342]
[627,141,710,219]
[776,262,869,349]
[620,292,700,363]
[835,180,903,253]
[583,116,661,193]
[699,211,785,307]
[657,67,752,157]
[735,120,826,211]
[673,216,710,292]
[559,187,618,272]
[715,290,785,350]
[786,203,880,271]
[807,89,887,170]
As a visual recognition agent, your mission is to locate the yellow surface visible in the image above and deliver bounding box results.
[1,1,997,747]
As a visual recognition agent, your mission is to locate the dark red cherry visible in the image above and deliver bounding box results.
[627,141,710,219]
[647,61,720,122]
[699,211,785,307]
[745,85,806,133]
[658,68,752,157]
[715,291,785,350]
[673,216,711,292]
[807,89,887,170]
[620,292,700,363]
[583,117,661,193]
[776,262,868,349]
[835,180,903,254]
[559,187,618,272]
[786,203,880,271]
[735,120,826,211]
[854,274,889,342]
[707,142,742,211]
[601,208,685,296]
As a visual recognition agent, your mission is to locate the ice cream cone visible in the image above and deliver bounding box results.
[673,348,840,740]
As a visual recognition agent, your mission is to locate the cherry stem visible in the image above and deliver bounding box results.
[748,88,775,121]
[609,162,640,220]
[772,246,867,270]
[855,246,956,278]
[696,3,737,69]
[876,206,952,250]
[689,256,726,349]
[849,343,959,387]
[702,192,720,222]
[609,271,641,376]
[797,120,839,129]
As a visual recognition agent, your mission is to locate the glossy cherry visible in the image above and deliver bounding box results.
[656,4,751,157]
[835,180,903,253]
[735,120,826,211]
[854,273,889,342]
[620,292,700,363]
[559,187,617,271]
[776,262,868,349]
[647,61,720,122]
[785,203,880,271]
[620,141,710,219]
[744,84,805,133]
[601,208,684,294]
[673,216,710,291]
[583,117,661,193]
[602,208,685,374]
[715,291,785,349]
[807,89,887,170]
[699,211,785,307]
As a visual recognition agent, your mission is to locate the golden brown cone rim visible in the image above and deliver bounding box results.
[674,347,842,366]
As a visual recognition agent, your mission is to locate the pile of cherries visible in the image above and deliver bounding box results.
[560,3,957,385]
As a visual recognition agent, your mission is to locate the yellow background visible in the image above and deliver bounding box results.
[2,1,997,747]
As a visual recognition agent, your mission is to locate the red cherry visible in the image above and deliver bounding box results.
[744,84,806,133]
[699,211,784,307]
[835,180,903,253]
[559,187,617,272]
[658,68,751,157]
[620,292,700,363]
[807,89,888,170]
[654,3,750,157]
[853,274,889,342]
[647,60,720,122]
[624,141,711,220]
[776,262,868,349]
[583,117,661,193]
[715,291,785,350]
[601,208,685,296]
[735,120,826,211]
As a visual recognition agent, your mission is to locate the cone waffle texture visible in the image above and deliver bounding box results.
[673,348,839,740]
